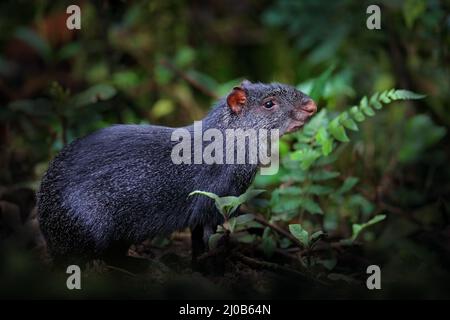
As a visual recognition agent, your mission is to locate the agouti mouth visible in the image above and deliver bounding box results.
[287,101,317,134]
[286,119,305,133]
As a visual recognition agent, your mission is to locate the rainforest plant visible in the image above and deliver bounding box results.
[192,69,426,274]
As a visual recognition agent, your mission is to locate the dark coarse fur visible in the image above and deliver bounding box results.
[37,81,315,264]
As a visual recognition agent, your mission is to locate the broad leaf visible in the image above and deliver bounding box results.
[338,177,359,194]
[235,213,255,225]
[289,224,309,247]
[351,214,386,241]
[300,198,323,214]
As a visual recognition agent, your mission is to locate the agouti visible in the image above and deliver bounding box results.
[37,80,317,265]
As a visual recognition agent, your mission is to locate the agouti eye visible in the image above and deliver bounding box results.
[264,100,275,109]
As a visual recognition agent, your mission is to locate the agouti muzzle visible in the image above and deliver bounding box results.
[37,80,317,265]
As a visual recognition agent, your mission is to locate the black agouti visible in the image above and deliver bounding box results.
[37,80,317,265]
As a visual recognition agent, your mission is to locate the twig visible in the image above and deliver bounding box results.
[196,245,226,261]
[250,214,305,250]
[105,265,137,278]
[233,252,329,287]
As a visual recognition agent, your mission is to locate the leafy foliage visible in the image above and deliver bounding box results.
[189,189,265,249]
[289,224,324,248]
[189,189,265,220]
[1,0,449,298]
[251,68,429,268]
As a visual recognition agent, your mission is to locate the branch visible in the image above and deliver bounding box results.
[251,214,305,250]
[233,252,330,287]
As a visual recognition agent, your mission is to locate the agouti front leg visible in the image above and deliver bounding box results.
[191,224,216,271]
[191,224,214,256]
[191,224,206,259]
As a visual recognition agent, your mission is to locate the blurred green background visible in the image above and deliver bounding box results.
[0,0,449,299]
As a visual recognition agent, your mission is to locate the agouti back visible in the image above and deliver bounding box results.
[37,80,317,265]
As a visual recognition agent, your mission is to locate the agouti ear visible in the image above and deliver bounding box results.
[226,86,247,114]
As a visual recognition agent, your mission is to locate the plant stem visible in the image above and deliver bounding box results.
[251,214,305,250]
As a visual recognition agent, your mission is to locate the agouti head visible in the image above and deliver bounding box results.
[225,80,317,135]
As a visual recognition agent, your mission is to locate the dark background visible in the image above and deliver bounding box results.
[0,0,449,299]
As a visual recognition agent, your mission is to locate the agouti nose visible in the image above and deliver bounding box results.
[300,99,317,114]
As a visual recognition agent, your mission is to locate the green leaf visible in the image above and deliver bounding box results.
[234,232,256,244]
[189,189,264,218]
[349,106,365,122]
[315,154,338,166]
[317,258,337,270]
[188,191,233,217]
[349,194,374,215]
[387,88,396,98]
[189,190,220,202]
[245,221,264,229]
[238,188,265,205]
[306,185,334,195]
[300,198,323,214]
[277,186,303,195]
[339,112,359,131]
[112,70,141,89]
[403,0,426,28]
[215,196,240,217]
[351,214,386,241]
[360,96,369,109]
[328,120,350,142]
[154,64,173,85]
[228,217,237,233]
[391,89,426,100]
[262,229,276,257]
[151,99,175,119]
[175,46,196,67]
[289,224,309,247]
[235,214,255,225]
[308,65,335,101]
[15,28,51,61]
[72,84,117,108]
[310,230,325,242]
[361,104,376,117]
[279,238,292,249]
[300,109,329,138]
[311,170,340,181]
[379,91,391,103]
[271,197,303,213]
[315,127,333,155]
[338,177,359,194]
[291,148,321,170]
[369,93,383,109]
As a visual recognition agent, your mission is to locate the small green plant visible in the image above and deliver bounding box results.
[252,69,428,271]
[289,224,324,249]
[288,223,326,267]
[189,68,429,278]
[189,189,265,249]
[340,214,387,245]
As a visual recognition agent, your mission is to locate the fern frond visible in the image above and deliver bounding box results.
[312,88,425,158]
[389,89,426,100]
